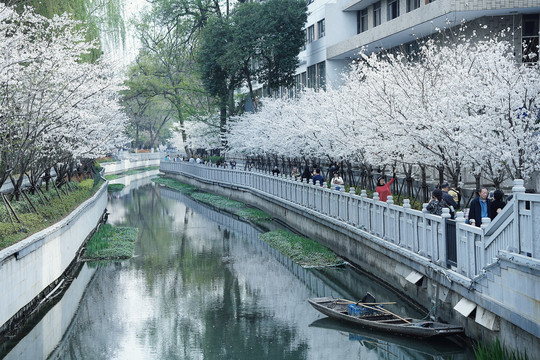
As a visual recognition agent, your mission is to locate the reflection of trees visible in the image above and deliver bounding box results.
[198,269,308,359]
[108,184,307,359]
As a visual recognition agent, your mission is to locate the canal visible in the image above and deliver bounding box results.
[1,178,473,359]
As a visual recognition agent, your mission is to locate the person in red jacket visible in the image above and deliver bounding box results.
[376,169,396,202]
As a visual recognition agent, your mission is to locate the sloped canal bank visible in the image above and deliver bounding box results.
[1,181,473,359]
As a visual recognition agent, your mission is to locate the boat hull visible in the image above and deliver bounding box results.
[308,297,463,338]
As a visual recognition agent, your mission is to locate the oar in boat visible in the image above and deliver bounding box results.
[336,299,396,305]
[354,303,412,324]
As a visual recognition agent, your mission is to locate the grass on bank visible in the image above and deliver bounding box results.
[104,166,160,181]
[82,224,138,260]
[259,230,344,268]
[474,338,529,360]
[107,184,125,193]
[0,178,104,251]
[152,176,272,223]
[152,176,197,195]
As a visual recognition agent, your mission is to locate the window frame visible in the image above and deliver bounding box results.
[373,2,382,27]
[317,19,325,39]
[357,8,368,33]
[522,14,540,63]
[307,25,315,43]
[387,0,400,21]
[407,0,420,12]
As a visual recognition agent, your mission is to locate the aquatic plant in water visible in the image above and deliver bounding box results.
[259,230,344,268]
[83,224,138,260]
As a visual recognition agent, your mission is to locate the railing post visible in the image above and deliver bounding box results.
[512,179,525,253]
[455,212,466,274]
[480,217,491,274]
[348,187,356,225]
[361,190,369,231]
[402,199,411,250]
[386,196,394,242]
[439,208,450,268]
[420,203,428,256]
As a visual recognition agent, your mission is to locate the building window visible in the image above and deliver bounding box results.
[388,0,399,21]
[316,61,326,89]
[357,9,368,33]
[373,2,381,27]
[307,25,315,43]
[523,14,539,62]
[307,65,316,88]
[317,19,325,39]
[407,0,420,12]
[295,72,307,94]
[302,29,306,50]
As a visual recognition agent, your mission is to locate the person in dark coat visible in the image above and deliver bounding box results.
[426,189,446,215]
[489,189,506,220]
[300,166,312,183]
[468,188,493,227]
[440,183,458,213]
[312,168,325,186]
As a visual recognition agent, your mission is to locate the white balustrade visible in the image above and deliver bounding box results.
[160,162,539,281]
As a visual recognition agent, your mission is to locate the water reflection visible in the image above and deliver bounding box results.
[2,180,473,359]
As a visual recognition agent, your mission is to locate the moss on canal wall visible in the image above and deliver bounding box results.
[152,176,272,223]
[259,230,344,268]
[82,224,138,260]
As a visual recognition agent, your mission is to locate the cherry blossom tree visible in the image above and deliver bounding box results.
[226,27,540,189]
[0,4,128,198]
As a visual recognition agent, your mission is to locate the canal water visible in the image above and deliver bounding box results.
[1,178,474,359]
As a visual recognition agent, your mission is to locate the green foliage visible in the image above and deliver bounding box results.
[259,230,344,268]
[83,224,138,260]
[204,156,225,164]
[0,180,104,250]
[191,192,244,208]
[107,184,125,193]
[14,0,126,63]
[153,176,272,222]
[78,179,95,191]
[235,208,273,222]
[152,176,197,195]
[473,338,528,360]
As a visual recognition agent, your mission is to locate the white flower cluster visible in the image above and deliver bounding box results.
[227,33,540,183]
[0,4,128,187]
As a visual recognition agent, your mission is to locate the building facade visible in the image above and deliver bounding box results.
[289,0,540,94]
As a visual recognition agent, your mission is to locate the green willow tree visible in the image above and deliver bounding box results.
[8,0,125,62]
[125,11,213,155]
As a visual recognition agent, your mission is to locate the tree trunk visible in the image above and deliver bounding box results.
[245,66,257,112]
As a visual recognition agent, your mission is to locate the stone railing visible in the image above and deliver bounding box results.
[160,162,538,281]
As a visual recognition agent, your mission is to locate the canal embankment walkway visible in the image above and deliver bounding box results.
[160,161,540,358]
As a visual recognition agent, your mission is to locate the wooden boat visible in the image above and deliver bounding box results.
[308,296,464,338]
[309,318,467,356]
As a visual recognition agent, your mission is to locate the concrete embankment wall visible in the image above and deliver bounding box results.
[164,171,540,359]
[0,183,107,333]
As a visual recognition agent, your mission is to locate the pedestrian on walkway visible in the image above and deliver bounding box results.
[375,168,396,202]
